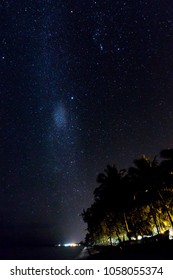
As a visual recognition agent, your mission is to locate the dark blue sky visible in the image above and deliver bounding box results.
[1,0,173,243]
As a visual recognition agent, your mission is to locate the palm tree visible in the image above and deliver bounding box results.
[128,154,173,229]
[127,156,160,232]
[82,202,104,245]
[94,165,136,240]
[158,149,173,227]
[82,149,173,246]
[94,165,126,202]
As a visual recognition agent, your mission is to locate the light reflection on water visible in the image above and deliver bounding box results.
[0,245,84,260]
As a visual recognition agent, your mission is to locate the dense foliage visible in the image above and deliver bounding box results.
[82,149,173,245]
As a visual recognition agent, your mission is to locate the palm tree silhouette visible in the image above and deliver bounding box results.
[82,149,173,246]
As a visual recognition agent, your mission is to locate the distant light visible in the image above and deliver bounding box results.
[64,243,79,247]
[137,235,142,240]
[169,228,173,240]
[70,96,74,100]
[131,237,136,240]
[143,235,152,238]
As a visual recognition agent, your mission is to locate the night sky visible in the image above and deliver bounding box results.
[1,0,173,244]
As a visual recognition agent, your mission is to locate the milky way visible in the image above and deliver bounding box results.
[1,0,173,243]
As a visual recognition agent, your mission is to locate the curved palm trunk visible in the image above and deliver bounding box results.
[156,187,173,228]
[150,204,160,234]
[129,215,138,239]
[123,213,131,240]
[114,226,122,243]
[138,207,148,235]
[109,235,113,246]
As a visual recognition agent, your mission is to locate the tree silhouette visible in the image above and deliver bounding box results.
[82,149,173,246]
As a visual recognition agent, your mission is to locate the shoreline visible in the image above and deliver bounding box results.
[78,239,173,260]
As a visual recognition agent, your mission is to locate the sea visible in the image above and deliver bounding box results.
[0,245,85,260]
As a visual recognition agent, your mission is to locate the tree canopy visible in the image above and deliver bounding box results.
[82,149,173,245]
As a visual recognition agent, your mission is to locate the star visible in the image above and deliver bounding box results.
[99,43,104,51]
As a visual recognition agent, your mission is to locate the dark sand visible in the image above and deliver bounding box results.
[81,240,173,260]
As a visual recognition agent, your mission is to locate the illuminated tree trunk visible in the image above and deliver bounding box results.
[138,207,148,236]
[114,226,122,243]
[150,204,160,234]
[123,213,131,240]
[156,187,173,228]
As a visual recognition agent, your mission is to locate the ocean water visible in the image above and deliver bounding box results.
[0,245,84,260]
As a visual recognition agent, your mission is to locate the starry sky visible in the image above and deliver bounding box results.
[1,0,173,244]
